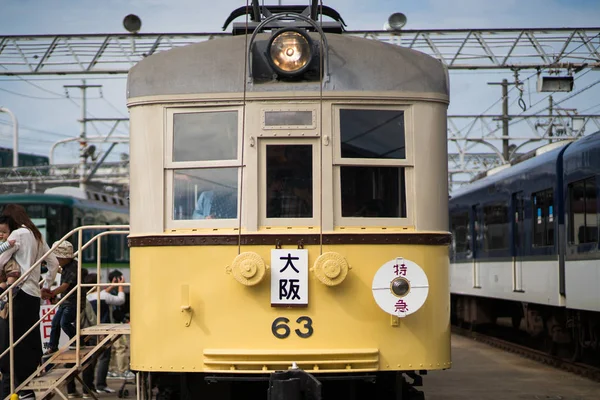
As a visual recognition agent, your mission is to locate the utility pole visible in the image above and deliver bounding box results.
[502,79,509,161]
[488,79,511,162]
[64,79,101,191]
[549,95,554,142]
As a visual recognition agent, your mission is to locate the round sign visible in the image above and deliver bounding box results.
[371,257,429,317]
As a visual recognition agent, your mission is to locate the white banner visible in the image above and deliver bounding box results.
[270,249,308,307]
[40,303,69,351]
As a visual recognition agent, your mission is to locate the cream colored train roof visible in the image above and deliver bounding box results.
[127,33,449,99]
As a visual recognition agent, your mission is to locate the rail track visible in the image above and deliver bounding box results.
[452,325,600,382]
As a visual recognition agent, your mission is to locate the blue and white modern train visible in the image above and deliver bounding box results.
[450,130,600,360]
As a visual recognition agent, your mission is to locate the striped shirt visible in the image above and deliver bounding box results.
[0,241,11,254]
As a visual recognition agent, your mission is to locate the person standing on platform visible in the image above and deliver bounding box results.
[85,271,126,393]
[42,241,95,398]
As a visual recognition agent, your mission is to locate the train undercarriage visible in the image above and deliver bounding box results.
[137,370,427,400]
[451,295,600,363]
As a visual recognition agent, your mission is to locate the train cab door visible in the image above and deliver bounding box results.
[512,192,525,292]
[471,204,482,288]
[258,139,321,227]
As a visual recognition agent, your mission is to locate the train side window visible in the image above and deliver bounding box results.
[483,203,509,251]
[568,177,598,244]
[334,106,410,224]
[82,216,96,262]
[266,145,313,219]
[166,108,242,227]
[450,211,471,256]
[532,189,554,247]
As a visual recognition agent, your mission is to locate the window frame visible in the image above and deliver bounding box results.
[482,202,510,252]
[164,106,244,229]
[165,107,244,169]
[450,209,472,258]
[568,176,598,245]
[258,138,321,227]
[332,104,414,226]
[532,188,555,248]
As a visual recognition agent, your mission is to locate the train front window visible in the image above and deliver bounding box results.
[266,145,313,219]
[173,111,238,162]
[335,106,410,224]
[173,168,238,220]
[166,107,242,228]
[340,167,405,218]
[340,109,405,159]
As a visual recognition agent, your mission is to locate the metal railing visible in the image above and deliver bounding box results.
[0,224,129,397]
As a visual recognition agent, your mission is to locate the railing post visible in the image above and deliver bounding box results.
[8,286,14,394]
[96,235,101,326]
[76,229,83,366]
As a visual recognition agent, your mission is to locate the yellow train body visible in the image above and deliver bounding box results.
[129,236,450,374]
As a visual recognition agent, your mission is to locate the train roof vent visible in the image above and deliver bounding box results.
[470,140,573,184]
[510,139,573,166]
[44,186,87,200]
[535,140,573,156]
[485,164,511,177]
[470,163,510,183]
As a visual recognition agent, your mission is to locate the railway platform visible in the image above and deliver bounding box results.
[424,334,600,400]
[66,334,600,399]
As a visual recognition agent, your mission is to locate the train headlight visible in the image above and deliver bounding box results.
[267,29,313,76]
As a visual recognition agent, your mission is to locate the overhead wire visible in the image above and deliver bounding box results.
[0,87,70,100]
[0,65,67,98]
[454,32,600,137]
[580,102,600,113]
[553,77,600,107]
[0,118,73,138]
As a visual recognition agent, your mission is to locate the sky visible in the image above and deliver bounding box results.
[0,0,599,180]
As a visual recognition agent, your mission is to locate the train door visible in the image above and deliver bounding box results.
[471,204,482,288]
[258,139,320,226]
[512,192,525,292]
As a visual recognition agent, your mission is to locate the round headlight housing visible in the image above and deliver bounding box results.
[390,277,410,298]
[267,29,313,77]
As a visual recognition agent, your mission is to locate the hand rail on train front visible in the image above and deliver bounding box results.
[3,224,129,396]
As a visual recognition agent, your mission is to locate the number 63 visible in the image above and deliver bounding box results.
[271,316,313,339]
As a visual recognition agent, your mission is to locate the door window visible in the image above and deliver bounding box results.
[266,144,313,219]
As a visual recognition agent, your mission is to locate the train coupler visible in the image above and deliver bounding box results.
[267,364,322,400]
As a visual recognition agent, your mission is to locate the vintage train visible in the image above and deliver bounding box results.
[127,2,451,399]
[450,131,600,362]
